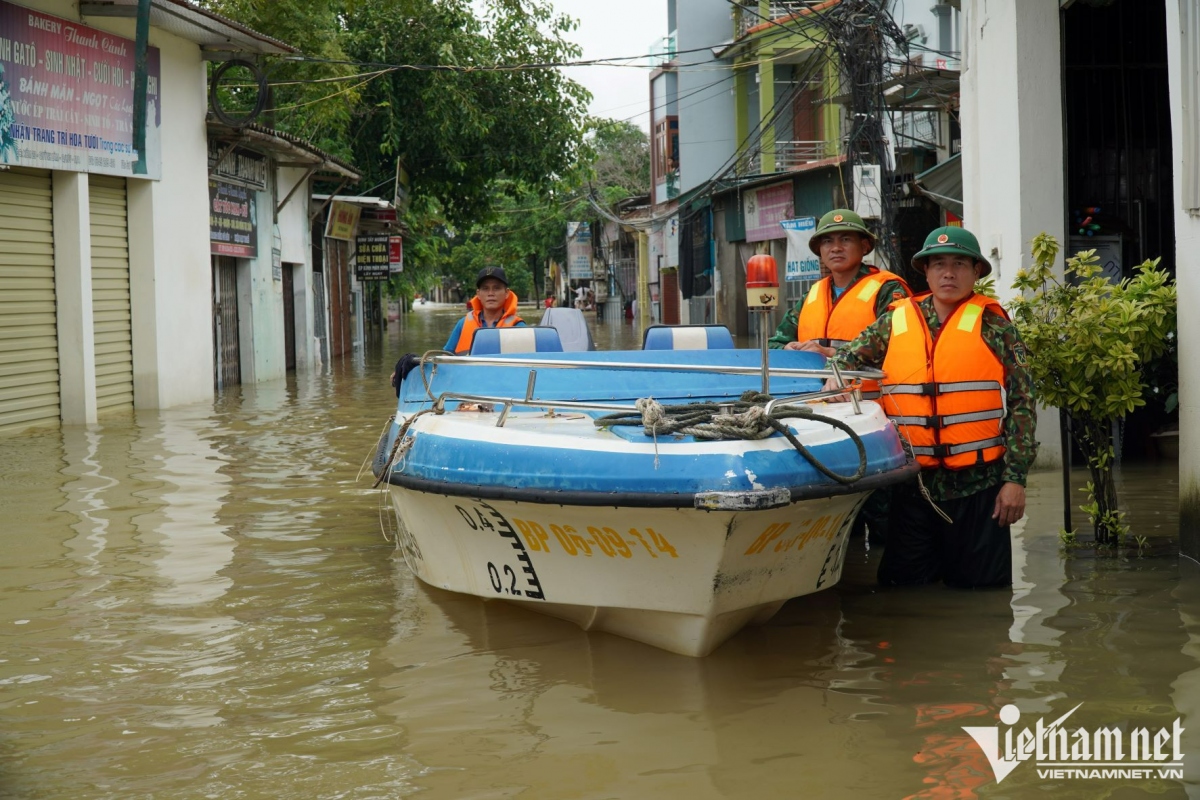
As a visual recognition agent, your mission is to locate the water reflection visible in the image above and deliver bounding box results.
[0,307,1195,799]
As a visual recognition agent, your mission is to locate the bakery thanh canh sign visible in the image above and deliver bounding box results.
[0,0,162,179]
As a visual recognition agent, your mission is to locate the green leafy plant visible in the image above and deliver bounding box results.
[1009,233,1176,546]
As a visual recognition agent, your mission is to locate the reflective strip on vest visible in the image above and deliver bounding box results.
[938,380,1003,393]
[910,436,1006,458]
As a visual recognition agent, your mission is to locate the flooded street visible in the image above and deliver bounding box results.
[2,305,1198,799]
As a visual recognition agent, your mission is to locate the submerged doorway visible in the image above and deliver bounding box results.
[1064,0,1174,276]
[212,256,241,390]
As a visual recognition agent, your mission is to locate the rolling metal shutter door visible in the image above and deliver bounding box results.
[0,168,58,434]
[89,175,133,412]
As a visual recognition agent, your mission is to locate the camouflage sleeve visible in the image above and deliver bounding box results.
[830,312,893,371]
[767,301,802,349]
[873,278,911,319]
[984,313,1038,486]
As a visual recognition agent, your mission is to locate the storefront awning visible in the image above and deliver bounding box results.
[913,154,962,218]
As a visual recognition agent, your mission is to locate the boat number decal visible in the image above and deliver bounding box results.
[455,502,546,600]
[511,518,679,560]
[743,513,847,556]
[815,519,852,589]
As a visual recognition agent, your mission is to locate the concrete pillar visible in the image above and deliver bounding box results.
[757,49,776,174]
[1166,1,1200,562]
[960,0,1065,470]
[52,171,96,426]
[637,230,651,341]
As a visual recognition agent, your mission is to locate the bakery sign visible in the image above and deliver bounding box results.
[0,0,162,178]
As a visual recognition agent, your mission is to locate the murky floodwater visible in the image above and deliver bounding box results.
[2,304,1198,799]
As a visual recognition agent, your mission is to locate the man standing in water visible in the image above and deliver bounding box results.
[769,208,911,543]
[768,209,910,357]
[831,227,1038,588]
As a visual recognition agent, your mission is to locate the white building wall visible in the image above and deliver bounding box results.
[960,0,1065,469]
[1165,0,1200,561]
[245,186,285,383]
[277,167,314,372]
[676,0,735,196]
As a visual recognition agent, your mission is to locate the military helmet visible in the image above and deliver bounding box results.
[807,209,876,255]
[911,226,992,277]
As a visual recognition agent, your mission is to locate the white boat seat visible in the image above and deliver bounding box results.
[470,326,564,355]
[643,324,735,350]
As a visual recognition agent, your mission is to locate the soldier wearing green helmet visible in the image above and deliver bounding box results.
[767,208,911,357]
[829,225,1038,589]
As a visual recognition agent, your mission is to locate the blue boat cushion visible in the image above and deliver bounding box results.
[643,324,735,350]
[470,326,564,355]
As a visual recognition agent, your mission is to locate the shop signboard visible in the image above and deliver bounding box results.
[0,0,162,178]
[566,221,593,280]
[781,217,819,281]
[209,179,256,257]
[743,181,794,243]
[388,236,403,273]
[325,200,360,241]
[355,233,390,280]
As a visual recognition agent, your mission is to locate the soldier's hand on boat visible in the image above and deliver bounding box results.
[991,482,1026,527]
[786,340,837,358]
[820,377,850,403]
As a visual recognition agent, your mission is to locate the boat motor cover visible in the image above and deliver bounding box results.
[539,307,595,351]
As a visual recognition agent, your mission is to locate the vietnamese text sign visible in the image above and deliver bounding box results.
[209,180,257,257]
[388,236,403,273]
[0,0,162,178]
[355,234,390,280]
[744,181,794,243]
[325,200,360,241]
[781,217,820,281]
[566,221,592,280]
[208,140,267,189]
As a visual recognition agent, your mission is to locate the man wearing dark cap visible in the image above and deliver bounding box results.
[443,266,525,354]
[768,208,910,358]
[390,266,525,395]
[830,226,1038,588]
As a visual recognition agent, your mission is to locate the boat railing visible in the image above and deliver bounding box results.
[415,353,885,427]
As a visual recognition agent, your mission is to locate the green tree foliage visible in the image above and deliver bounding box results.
[587,119,651,199]
[342,0,591,229]
[1009,233,1177,545]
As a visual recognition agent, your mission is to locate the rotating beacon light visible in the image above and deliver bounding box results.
[745,254,779,394]
[745,254,779,309]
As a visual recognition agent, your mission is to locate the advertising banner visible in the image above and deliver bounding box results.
[355,233,390,280]
[388,236,403,273]
[566,221,593,280]
[325,200,360,241]
[0,0,162,178]
[743,181,794,243]
[781,217,820,281]
[209,180,256,257]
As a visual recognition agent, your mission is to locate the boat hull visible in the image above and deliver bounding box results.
[386,487,870,657]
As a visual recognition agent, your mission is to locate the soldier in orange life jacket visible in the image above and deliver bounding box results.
[390,266,525,395]
[769,208,911,545]
[767,208,911,364]
[829,226,1038,589]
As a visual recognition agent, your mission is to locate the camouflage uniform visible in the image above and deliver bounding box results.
[767,264,909,349]
[830,294,1038,501]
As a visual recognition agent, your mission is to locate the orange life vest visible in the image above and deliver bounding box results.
[452,291,523,354]
[798,268,910,399]
[880,294,1008,470]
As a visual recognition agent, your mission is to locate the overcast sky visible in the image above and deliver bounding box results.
[548,0,668,131]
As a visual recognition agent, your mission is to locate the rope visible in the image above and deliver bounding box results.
[372,408,439,488]
[595,391,869,485]
[893,422,955,524]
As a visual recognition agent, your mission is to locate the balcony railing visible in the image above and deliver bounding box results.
[737,140,830,175]
[736,1,824,39]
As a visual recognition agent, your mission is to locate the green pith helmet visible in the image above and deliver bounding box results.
[807,208,876,255]
[911,226,992,277]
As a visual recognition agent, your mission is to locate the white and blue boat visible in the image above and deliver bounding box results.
[372,323,916,656]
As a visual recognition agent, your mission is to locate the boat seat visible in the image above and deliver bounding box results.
[642,324,735,350]
[470,326,564,356]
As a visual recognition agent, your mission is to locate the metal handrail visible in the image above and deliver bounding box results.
[423,352,884,382]
[426,386,867,428]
